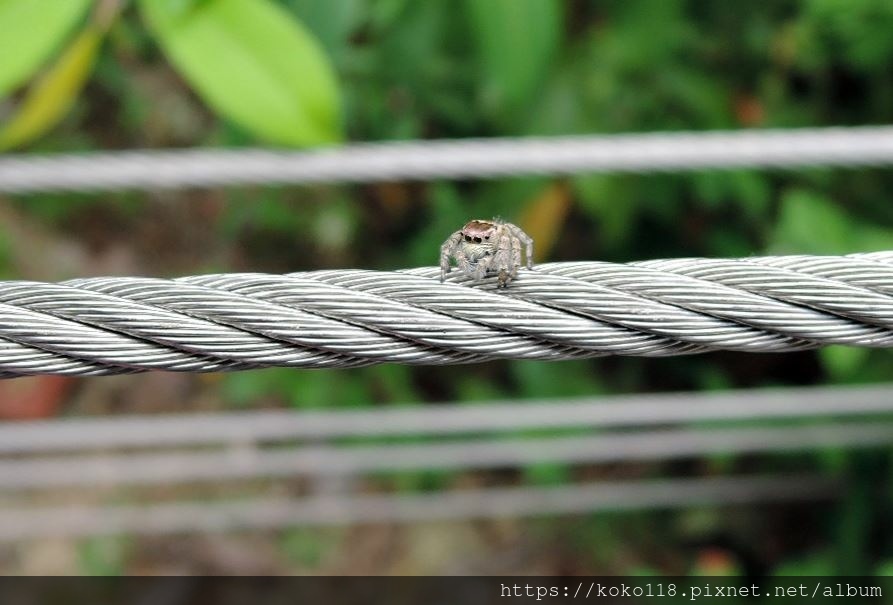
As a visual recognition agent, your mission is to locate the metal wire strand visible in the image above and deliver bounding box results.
[0,383,886,453]
[0,474,837,541]
[0,252,891,376]
[3,126,893,193]
[0,423,887,491]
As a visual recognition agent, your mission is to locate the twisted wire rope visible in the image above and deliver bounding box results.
[3,126,893,193]
[0,253,891,376]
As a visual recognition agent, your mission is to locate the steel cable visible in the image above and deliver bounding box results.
[0,252,891,376]
[0,474,836,541]
[0,384,880,537]
[3,126,893,193]
[0,423,888,491]
[0,383,887,452]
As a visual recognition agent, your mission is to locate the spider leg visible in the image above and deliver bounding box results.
[509,224,535,269]
[471,259,489,280]
[439,231,462,281]
[511,236,522,275]
[494,232,516,287]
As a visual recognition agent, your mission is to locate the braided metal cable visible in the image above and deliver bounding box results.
[2,126,893,193]
[0,252,891,377]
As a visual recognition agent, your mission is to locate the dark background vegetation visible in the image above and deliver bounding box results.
[0,0,891,575]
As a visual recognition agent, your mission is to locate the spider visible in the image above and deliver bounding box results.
[439,219,534,287]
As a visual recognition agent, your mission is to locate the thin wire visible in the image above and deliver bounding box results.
[0,474,836,541]
[0,422,887,491]
[0,253,891,376]
[0,383,889,453]
[2,126,893,192]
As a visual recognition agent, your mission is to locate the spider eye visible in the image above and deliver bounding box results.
[464,235,472,242]
[474,237,482,243]
[484,235,490,240]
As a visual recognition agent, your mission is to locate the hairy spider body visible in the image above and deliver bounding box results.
[439,219,534,287]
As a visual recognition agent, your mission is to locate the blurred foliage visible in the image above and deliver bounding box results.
[0,24,104,150]
[139,0,341,146]
[0,0,93,96]
[0,0,892,575]
[465,0,563,125]
[78,536,130,576]
[0,0,340,149]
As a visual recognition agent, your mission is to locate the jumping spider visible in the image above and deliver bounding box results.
[439,219,534,287]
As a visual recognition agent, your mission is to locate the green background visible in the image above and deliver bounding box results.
[0,0,891,576]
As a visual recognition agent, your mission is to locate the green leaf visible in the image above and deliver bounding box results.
[140,0,342,147]
[465,0,562,116]
[769,190,893,254]
[0,25,102,151]
[820,345,870,381]
[771,190,852,254]
[572,174,637,249]
[0,0,92,97]
[286,0,361,61]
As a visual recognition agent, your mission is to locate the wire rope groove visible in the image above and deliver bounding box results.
[536,257,893,347]
[180,272,579,362]
[0,253,891,377]
[636,258,893,330]
[405,267,807,353]
[67,275,467,366]
[309,269,697,356]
